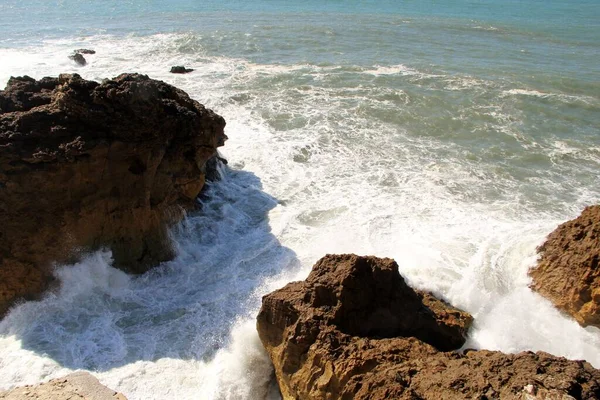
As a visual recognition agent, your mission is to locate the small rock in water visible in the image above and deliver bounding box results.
[74,48,95,54]
[68,53,87,66]
[170,66,194,74]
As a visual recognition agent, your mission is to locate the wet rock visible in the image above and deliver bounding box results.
[69,53,87,66]
[170,66,194,74]
[0,73,227,317]
[257,254,600,399]
[75,48,96,54]
[530,205,600,328]
[0,372,127,399]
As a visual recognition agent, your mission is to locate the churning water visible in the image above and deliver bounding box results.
[0,1,599,398]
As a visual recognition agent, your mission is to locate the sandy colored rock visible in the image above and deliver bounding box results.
[257,254,600,399]
[0,372,126,399]
[0,73,226,317]
[529,205,600,328]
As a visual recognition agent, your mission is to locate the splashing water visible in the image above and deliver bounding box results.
[1,1,600,398]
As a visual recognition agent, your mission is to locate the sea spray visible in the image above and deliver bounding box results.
[1,1,599,398]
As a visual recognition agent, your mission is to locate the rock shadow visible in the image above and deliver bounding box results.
[0,165,300,372]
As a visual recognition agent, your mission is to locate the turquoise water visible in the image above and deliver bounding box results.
[0,1,599,399]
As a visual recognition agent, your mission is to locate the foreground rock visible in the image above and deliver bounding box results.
[257,254,600,399]
[530,205,600,328]
[0,372,126,399]
[0,73,226,316]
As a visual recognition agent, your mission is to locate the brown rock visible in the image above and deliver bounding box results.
[0,73,226,317]
[257,254,600,400]
[0,372,127,399]
[529,205,600,328]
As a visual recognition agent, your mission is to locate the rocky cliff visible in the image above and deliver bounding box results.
[529,205,600,328]
[0,73,226,317]
[257,254,600,399]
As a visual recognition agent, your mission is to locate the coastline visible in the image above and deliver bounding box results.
[1,1,599,398]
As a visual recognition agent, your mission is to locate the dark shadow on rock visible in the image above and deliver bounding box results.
[0,163,300,371]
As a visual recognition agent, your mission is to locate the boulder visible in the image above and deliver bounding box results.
[170,66,194,74]
[529,205,600,328]
[0,73,226,317]
[69,53,87,66]
[0,372,126,399]
[257,254,600,399]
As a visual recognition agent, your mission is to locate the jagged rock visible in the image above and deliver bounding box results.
[170,66,194,74]
[0,372,126,399]
[257,254,600,399]
[0,73,226,317]
[529,205,600,328]
[69,53,87,66]
[75,49,96,55]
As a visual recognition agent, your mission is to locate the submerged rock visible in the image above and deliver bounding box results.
[68,50,95,66]
[170,66,194,74]
[257,254,600,399]
[69,52,87,66]
[0,73,227,317]
[0,372,126,399]
[75,48,96,55]
[530,205,600,328]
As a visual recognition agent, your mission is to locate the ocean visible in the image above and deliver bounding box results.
[0,0,599,398]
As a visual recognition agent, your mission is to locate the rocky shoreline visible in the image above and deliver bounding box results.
[1,73,599,399]
[257,254,600,399]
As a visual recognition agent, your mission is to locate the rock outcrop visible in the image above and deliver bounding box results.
[69,53,87,66]
[0,73,226,316]
[69,49,95,66]
[0,372,126,400]
[257,254,600,400]
[529,205,600,328]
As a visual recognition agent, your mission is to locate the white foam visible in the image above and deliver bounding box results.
[363,64,444,80]
[502,88,597,105]
[1,30,599,400]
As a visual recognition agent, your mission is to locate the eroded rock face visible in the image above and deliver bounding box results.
[530,205,600,328]
[257,254,600,400]
[257,254,473,399]
[0,73,226,316]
